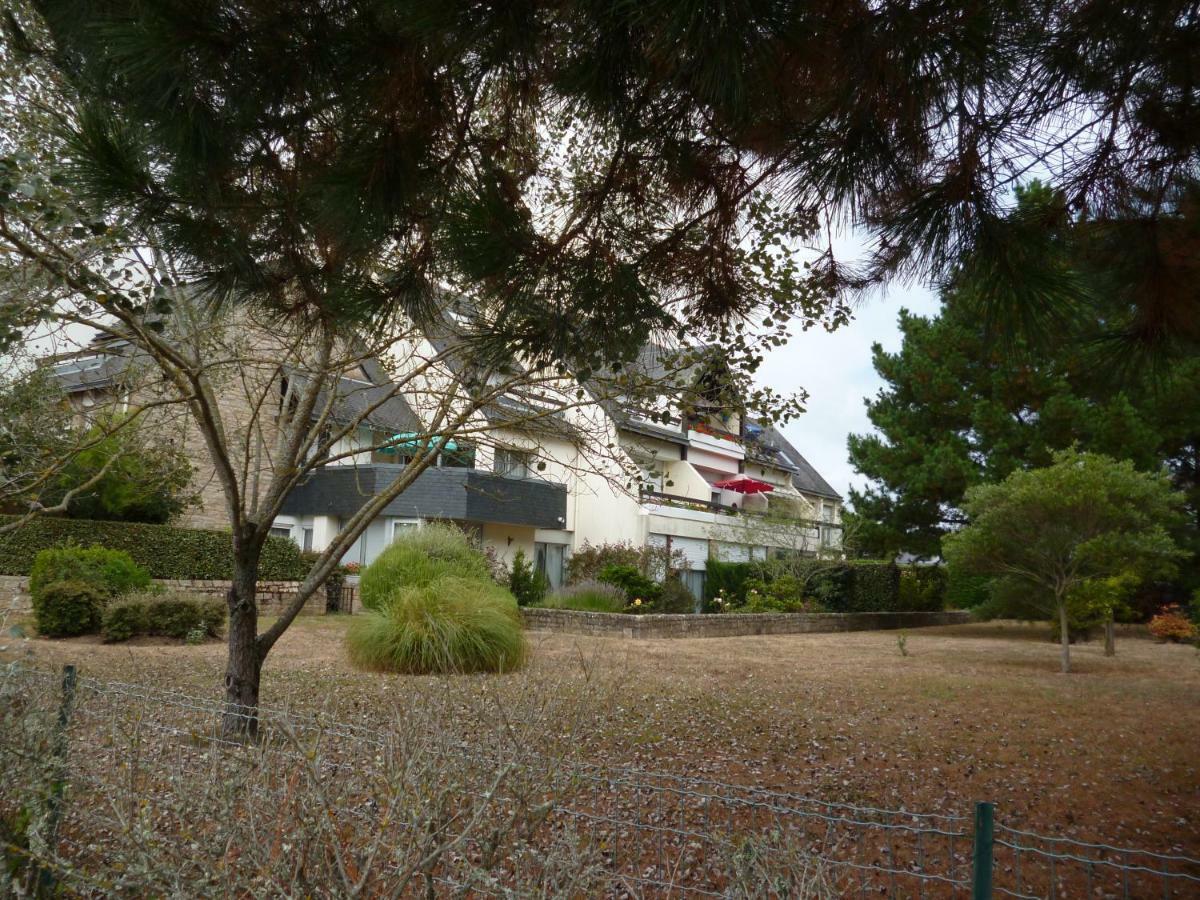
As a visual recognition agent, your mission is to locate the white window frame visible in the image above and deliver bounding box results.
[389,518,422,543]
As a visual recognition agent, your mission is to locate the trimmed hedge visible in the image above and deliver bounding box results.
[698,558,945,613]
[0,516,308,581]
[945,571,992,609]
[844,561,902,612]
[704,558,755,604]
[29,546,151,601]
[102,592,226,642]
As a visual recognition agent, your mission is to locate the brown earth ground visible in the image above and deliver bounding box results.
[3,616,1198,859]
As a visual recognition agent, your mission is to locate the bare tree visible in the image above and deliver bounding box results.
[7,273,728,733]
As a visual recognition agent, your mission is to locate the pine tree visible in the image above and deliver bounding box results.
[847,301,1200,566]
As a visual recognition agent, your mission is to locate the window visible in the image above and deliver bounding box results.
[302,527,314,552]
[269,526,292,540]
[534,542,566,590]
[494,448,532,480]
[390,519,419,542]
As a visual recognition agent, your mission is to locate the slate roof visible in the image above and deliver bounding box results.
[300,358,421,434]
[48,342,421,436]
[745,420,842,500]
[47,352,131,392]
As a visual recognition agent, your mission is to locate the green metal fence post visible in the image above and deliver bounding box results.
[972,801,995,899]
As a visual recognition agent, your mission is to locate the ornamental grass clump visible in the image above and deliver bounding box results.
[536,581,626,613]
[347,576,526,674]
[359,524,490,610]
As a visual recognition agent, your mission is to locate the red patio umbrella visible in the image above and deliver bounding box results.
[711,475,775,494]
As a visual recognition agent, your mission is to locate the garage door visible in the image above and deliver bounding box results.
[648,534,709,570]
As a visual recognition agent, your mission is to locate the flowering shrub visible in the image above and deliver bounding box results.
[1148,604,1196,643]
[626,596,650,615]
[565,540,684,585]
[727,577,825,614]
[598,564,662,605]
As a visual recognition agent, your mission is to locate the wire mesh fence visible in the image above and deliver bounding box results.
[1,661,1197,898]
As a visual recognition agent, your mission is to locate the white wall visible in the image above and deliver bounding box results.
[480,523,536,568]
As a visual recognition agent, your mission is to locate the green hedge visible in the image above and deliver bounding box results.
[699,558,943,613]
[845,561,902,612]
[29,546,151,601]
[944,571,992,609]
[897,565,948,612]
[102,593,227,642]
[0,516,308,581]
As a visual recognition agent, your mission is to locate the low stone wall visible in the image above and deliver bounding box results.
[521,607,971,639]
[0,574,354,616]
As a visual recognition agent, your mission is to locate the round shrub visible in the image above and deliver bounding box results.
[359,524,490,610]
[33,579,107,637]
[143,596,224,639]
[1148,604,1196,643]
[657,577,696,613]
[346,575,526,674]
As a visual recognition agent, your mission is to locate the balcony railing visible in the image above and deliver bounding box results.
[640,489,843,536]
[282,464,567,529]
[686,420,742,443]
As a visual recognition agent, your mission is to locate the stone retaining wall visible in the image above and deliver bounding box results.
[521,607,971,639]
[0,574,353,615]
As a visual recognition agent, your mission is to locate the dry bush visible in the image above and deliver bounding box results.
[1,657,924,898]
[0,658,660,897]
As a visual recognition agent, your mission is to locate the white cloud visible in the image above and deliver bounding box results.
[758,282,941,502]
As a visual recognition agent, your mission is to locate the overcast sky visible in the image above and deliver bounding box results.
[759,281,942,503]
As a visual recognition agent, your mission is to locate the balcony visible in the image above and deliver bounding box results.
[281,464,567,529]
[641,489,842,537]
[686,424,745,462]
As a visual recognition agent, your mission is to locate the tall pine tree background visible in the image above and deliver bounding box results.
[847,246,1200,603]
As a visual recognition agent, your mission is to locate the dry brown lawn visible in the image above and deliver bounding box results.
[4,615,1198,859]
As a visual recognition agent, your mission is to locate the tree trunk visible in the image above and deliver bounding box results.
[223,558,262,739]
[1104,615,1116,657]
[1057,597,1072,674]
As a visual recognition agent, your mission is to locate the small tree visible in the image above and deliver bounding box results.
[943,449,1185,673]
[0,355,193,531]
[43,416,195,523]
[507,550,548,608]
